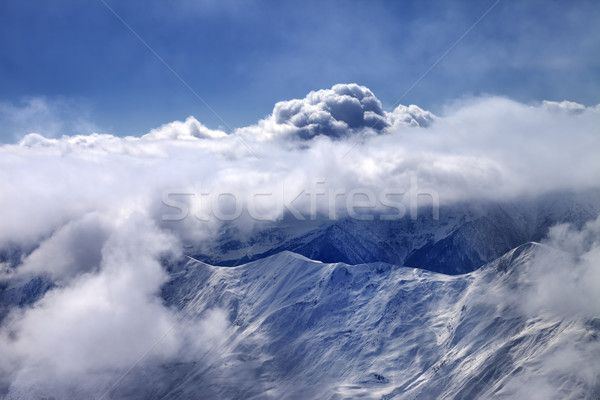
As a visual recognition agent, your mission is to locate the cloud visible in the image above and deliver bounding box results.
[142,116,227,140]
[0,97,100,143]
[490,216,600,399]
[0,214,230,399]
[525,215,600,318]
[386,103,436,129]
[542,100,588,114]
[239,83,433,140]
[15,213,111,282]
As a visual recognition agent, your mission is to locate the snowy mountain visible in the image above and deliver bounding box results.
[191,189,600,274]
[1,189,599,399]
[85,242,596,399]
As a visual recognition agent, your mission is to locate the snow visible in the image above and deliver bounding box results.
[151,242,599,399]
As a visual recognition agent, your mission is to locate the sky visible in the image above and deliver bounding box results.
[1,0,599,141]
[1,2,600,397]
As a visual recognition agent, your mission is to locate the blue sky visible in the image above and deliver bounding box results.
[1,0,599,142]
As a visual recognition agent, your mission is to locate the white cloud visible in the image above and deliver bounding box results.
[0,214,230,399]
[143,116,227,140]
[525,216,600,318]
[387,103,436,129]
[15,213,111,282]
[542,100,587,114]
[0,97,100,142]
[491,216,600,399]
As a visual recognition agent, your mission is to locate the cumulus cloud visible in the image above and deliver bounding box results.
[238,83,433,140]
[386,103,436,129]
[272,83,389,138]
[542,99,587,114]
[143,116,227,140]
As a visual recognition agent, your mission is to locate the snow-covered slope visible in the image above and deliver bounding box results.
[116,243,597,400]
[2,240,598,399]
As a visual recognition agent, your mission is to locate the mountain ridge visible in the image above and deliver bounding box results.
[151,242,599,399]
[189,189,600,274]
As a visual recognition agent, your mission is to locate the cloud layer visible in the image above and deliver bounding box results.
[3,84,597,245]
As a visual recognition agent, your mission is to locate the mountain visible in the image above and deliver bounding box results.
[99,242,595,399]
[2,239,598,399]
[191,189,600,274]
[2,190,599,399]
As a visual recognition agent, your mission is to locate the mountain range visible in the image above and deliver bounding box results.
[1,190,599,399]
